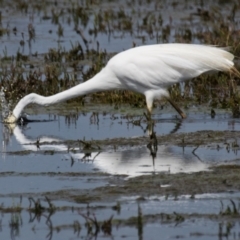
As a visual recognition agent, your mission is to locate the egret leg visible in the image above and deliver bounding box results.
[143,112,155,138]
[167,98,186,119]
[144,111,152,122]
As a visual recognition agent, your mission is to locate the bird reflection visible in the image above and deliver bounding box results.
[147,131,158,167]
[169,120,182,134]
[145,114,183,165]
[2,120,209,177]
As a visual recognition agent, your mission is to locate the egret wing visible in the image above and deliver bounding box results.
[109,44,234,93]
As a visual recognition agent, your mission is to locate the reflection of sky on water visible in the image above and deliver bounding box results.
[0,0,239,57]
[2,110,240,142]
[0,111,240,180]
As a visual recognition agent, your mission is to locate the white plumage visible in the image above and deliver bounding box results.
[5,43,235,123]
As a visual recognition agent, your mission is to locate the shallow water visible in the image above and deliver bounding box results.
[0,0,239,57]
[2,110,240,170]
[1,0,240,239]
[1,191,240,240]
[1,110,240,191]
[0,109,240,239]
[3,109,240,142]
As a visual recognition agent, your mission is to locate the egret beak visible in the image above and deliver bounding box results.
[3,113,17,124]
[167,98,187,119]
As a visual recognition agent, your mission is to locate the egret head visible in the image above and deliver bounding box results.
[3,113,17,124]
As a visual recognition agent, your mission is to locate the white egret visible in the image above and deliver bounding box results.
[4,43,236,123]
